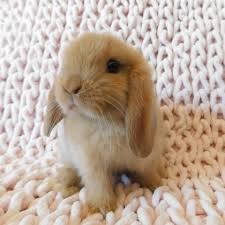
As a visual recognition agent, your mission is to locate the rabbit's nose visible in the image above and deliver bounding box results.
[72,85,82,94]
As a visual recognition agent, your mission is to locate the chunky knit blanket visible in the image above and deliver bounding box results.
[1,0,225,224]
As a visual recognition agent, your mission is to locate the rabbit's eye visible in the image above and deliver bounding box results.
[107,59,120,73]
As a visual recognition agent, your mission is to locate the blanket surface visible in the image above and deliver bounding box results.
[0,0,225,224]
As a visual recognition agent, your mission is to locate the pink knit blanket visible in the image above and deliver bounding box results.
[0,0,225,224]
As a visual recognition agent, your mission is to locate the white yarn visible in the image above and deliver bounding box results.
[0,0,225,224]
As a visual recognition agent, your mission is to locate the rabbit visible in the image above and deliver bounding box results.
[43,32,167,212]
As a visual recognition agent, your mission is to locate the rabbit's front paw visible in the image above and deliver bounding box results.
[86,190,117,214]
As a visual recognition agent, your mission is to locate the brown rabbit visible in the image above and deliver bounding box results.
[44,32,166,212]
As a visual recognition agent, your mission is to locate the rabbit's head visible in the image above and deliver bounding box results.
[44,32,157,157]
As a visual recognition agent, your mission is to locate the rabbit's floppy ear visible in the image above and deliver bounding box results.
[43,83,63,136]
[126,66,157,158]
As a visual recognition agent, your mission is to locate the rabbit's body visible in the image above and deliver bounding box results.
[44,32,166,212]
[58,103,165,177]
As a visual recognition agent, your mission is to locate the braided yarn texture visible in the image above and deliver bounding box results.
[0,0,225,224]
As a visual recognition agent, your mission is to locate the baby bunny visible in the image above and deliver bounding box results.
[44,32,166,212]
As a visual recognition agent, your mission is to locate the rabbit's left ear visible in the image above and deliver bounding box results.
[43,84,63,136]
[125,66,157,158]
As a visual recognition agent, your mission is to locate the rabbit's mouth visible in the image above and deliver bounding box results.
[72,95,79,107]
[66,96,80,113]
[68,103,75,111]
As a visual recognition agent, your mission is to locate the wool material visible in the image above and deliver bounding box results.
[0,0,225,224]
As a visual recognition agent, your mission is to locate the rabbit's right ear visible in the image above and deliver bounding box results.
[43,85,63,136]
[125,66,156,158]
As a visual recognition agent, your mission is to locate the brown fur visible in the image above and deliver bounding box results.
[44,32,167,212]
